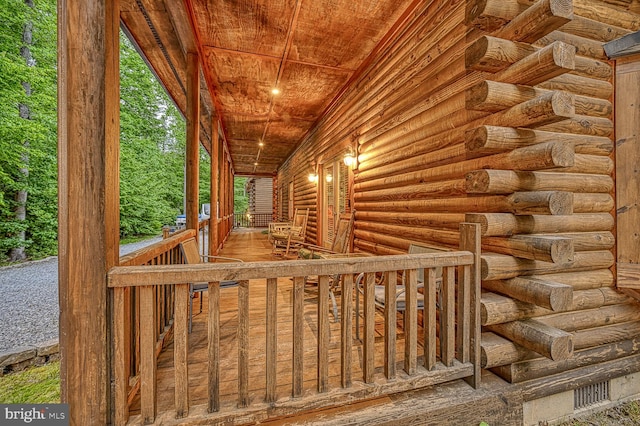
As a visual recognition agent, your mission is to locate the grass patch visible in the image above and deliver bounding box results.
[0,362,61,404]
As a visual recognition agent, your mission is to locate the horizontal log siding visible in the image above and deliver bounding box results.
[276,0,640,390]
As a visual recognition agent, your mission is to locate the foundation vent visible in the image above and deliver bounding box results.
[574,381,610,410]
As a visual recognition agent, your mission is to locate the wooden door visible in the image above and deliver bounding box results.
[616,54,640,289]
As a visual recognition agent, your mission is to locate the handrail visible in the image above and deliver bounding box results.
[108,252,473,287]
[119,229,196,266]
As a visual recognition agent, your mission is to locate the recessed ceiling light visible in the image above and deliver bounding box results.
[258,141,264,147]
[254,162,258,166]
[271,88,280,95]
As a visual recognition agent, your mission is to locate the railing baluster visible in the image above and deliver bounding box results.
[265,277,278,403]
[113,287,129,425]
[292,276,305,397]
[318,275,330,393]
[140,285,157,423]
[457,264,471,363]
[238,279,250,408]
[384,270,396,379]
[424,268,437,370]
[208,281,220,412]
[363,272,375,383]
[404,269,417,375]
[174,283,189,417]
[341,273,353,388]
[461,222,482,389]
[442,266,456,367]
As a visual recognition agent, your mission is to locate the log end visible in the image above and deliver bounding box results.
[465,170,491,193]
[549,333,573,361]
[548,282,573,311]
[549,191,574,215]
[466,81,491,111]
[465,126,490,151]
[549,238,574,264]
[549,140,575,168]
[550,91,576,120]
[549,0,574,21]
[465,36,504,72]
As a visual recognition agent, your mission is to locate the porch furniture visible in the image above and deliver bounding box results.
[269,208,310,256]
[355,243,446,340]
[298,211,355,259]
[179,237,243,332]
[298,212,356,320]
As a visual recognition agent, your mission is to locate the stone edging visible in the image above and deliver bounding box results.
[0,339,59,376]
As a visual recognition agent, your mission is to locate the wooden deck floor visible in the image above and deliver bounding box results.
[128,228,519,424]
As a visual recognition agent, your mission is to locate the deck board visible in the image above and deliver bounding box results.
[129,228,431,416]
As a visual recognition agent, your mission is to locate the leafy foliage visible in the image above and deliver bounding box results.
[119,33,186,236]
[0,0,57,259]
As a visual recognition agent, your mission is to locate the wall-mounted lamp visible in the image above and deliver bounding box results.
[308,173,318,183]
[343,148,356,168]
[325,174,333,183]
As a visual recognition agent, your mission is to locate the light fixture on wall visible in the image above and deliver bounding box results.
[325,174,333,183]
[308,173,318,183]
[343,147,356,168]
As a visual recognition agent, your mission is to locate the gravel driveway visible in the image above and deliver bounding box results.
[0,236,163,352]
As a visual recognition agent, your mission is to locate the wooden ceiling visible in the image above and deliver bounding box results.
[120,0,417,175]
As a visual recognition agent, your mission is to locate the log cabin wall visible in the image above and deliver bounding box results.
[277,0,640,392]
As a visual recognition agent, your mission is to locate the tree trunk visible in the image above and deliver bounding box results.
[10,1,34,262]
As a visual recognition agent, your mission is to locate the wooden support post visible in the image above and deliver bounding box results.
[424,268,438,371]
[210,119,220,255]
[58,0,119,423]
[483,276,573,310]
[488,318,573,361]
[494,0,573,44]
[186,52,200,232]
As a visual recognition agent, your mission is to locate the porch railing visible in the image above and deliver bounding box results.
[234,212,272,228]
[108,223,480,425]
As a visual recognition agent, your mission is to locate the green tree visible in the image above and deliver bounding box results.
[119,33,186,236]
[0,0,57,260]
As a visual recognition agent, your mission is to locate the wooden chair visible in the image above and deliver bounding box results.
[298,212,355,259]
[355,243,446,340]
[179,237,243,333]
[270,208,309,256]
[298,212,356,321]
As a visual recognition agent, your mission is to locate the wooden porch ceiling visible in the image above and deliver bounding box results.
[120,0,417,175]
